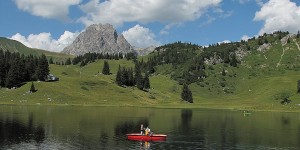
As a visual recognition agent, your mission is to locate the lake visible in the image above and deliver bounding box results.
[0,106,300,149]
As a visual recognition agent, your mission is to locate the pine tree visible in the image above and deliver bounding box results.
[65,58,71,65]
[25,55,37,81]
[143,73,150,90]
[80,60,86,67]
[134,62,142,85]
[264,38,268,44]
[116,65,122,86]
[36,54,49,81]
[128,68,134,86]
[18,55,26,82]
[297,80,300,93]
[5,60,20,88]
[49,57,54,64]
[0,50,5,87]
[136,71,144,90]
[134,63,144,90]
[222,68,226,76]
[120,67,127,85]
[30,82,36,93]
[223,50,230,64]
[181,84,193,103]
[230,54,238,67]
[102,61,110,75]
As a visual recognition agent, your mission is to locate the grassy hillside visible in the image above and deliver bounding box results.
[0,60,300,111]
[0,59,181,106]
[1,33,300,111]
[0,37,73,61]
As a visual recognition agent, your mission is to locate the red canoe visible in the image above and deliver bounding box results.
[126,133,167,141]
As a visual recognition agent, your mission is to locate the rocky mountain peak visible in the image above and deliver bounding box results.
[62,23,134,56]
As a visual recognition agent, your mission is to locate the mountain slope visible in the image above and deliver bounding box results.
[62,24,134,56]
[0,37,73,61]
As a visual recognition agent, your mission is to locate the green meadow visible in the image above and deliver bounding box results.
[1,58,300,112]
[1,35,300,112]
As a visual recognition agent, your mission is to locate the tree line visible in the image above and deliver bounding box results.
[115,62,150,91]
[0,49,49,88]
[72,52,136,67]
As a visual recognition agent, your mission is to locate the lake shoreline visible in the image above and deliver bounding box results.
[0,102,299,113]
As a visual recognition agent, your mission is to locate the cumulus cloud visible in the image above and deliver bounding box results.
[13,0,81,21]
[10,31,79,52]
[78,0,222,27]
[218,40,231,44]
[122,25,160,48]
[241,35,251,41]
[255,0,264,6]
[254,0,300,35]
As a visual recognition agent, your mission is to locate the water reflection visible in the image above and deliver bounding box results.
[180,109,192,133]
[178,109,206,149]
[114,118,149,136]
[99,132,109,150]
[281,116,290,126]
[220,117,237,149]
[1,106,300,149]
[0,114,45,146]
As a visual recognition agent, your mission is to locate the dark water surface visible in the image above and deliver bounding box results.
[0,106,300,149]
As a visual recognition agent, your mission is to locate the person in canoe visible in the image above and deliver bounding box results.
[140,124,144,135]
[145,127,151,135]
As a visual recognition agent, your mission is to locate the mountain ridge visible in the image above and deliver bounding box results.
[62,23,134,56]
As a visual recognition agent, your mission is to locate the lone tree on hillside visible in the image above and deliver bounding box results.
[181,84,193,103]
[230,54,238,67]
[297,80,300,93]
[30,82,36,93]
[222,68,226,76]
[102,61,110,75]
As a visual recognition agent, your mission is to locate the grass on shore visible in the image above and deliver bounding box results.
[1,58,300,112]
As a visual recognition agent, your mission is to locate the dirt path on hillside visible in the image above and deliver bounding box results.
[276,45,285,67]
[294,39,300,51]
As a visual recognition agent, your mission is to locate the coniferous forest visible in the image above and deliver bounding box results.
[72,52,136,67]
[0,49,49,88]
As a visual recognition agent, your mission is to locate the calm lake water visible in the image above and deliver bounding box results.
[0,106,300,150]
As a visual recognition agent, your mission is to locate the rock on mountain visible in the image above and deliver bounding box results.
[62,24,134,56]
[134,46,156,56]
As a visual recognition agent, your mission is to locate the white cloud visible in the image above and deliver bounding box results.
[255,0,264,6]
[241,35,251,41]
[160,23,181,35]
[122,25,160,48]
[13,0,81,21]
[10,31,79,52]
[254,0,300,35]
[199,15,216,27]
[237,0,251,4]
[78,0,222,27]
[218,40,231,44]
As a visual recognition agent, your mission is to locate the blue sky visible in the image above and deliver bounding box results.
[0,0,300,52]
